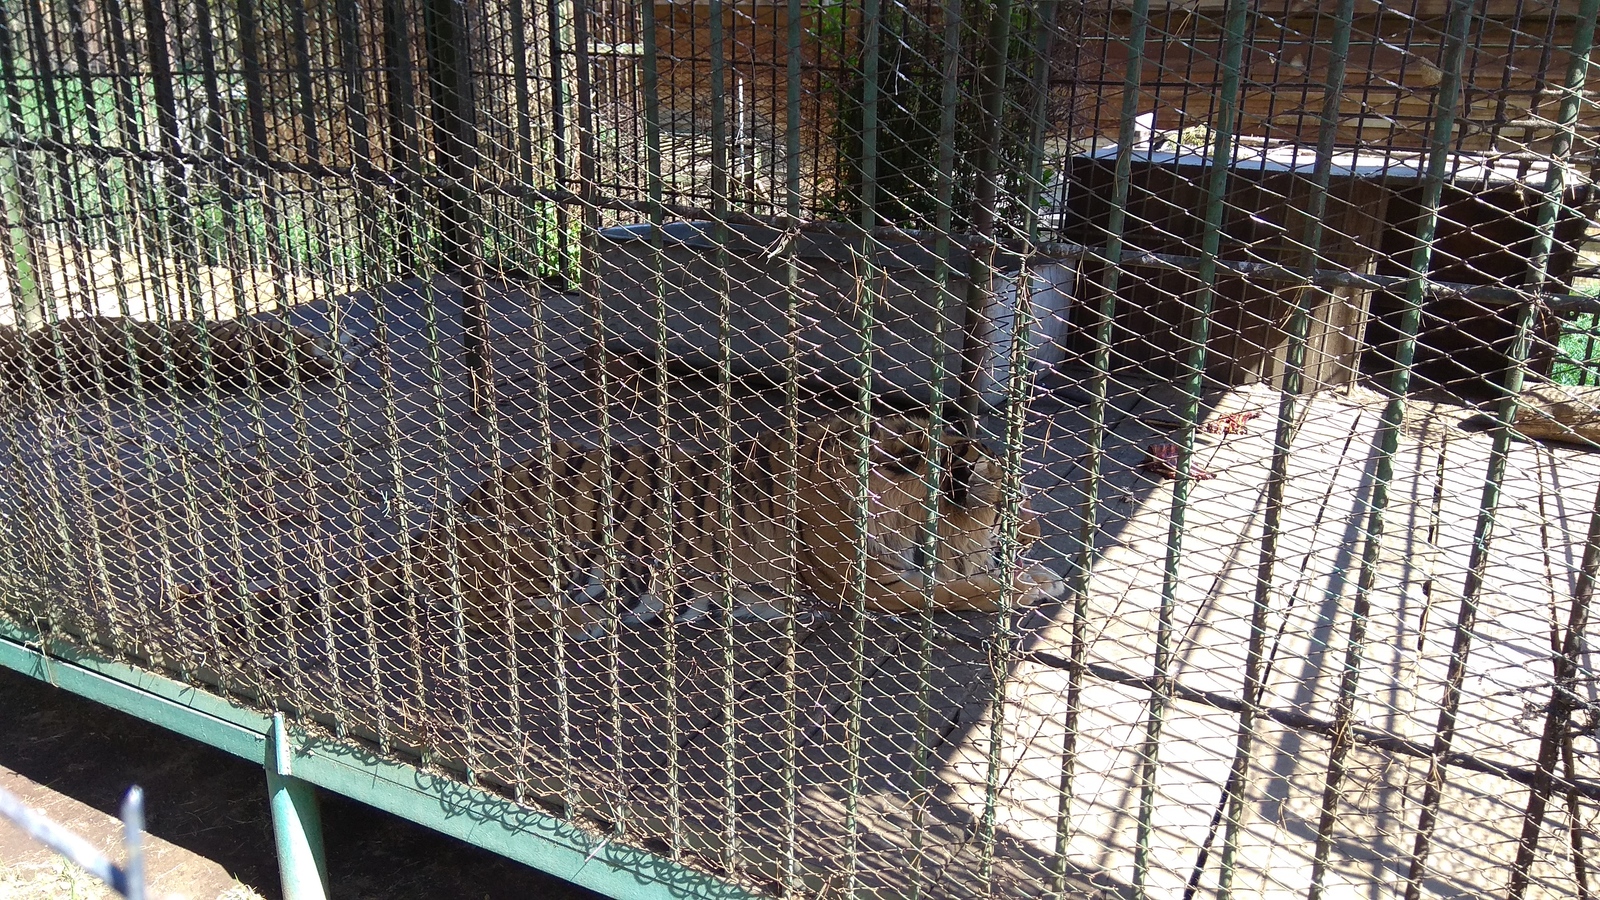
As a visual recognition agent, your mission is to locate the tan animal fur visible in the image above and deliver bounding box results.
[234,413,1062,645]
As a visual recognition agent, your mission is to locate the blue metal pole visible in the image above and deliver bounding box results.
[120,787,146,900]
[265,713,329,900]
[0,783,138,896]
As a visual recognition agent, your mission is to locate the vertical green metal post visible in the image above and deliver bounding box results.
[337,0,383,276]
[34,0,121,643]
[571,0,601,300]
[139,0,202,321]
[984,3,1058,892]
[192,0,310,722]
[1305,2,1475,896]
[287,0,323,269]
[964,5,1014,890]
[928,0,962,371]
[1509,479,1600,900]
[15,0,124,656]
[509,0,536,274]
[102,0,189,673]
[409,235,477,781]
[546,0,573,283]
[1404,0,1598,892]
[238,0,322,711]
[707,0,741,874]
[61,0,172,664]
[265,714,329,900]
[192,0,247,307]
[781,0,804,892]
[844,0,884,891]
[0,6,96,658]
[20,0,85,322]
[532,0,578,810]
[379,0,423,273]
[1020,0,1058,238]
[1496,5,1600,895]
[638,0,682,860]
[910,0,961,892]
[1133,1,1248,896]
[1212,2,1356,897]
[0,158,41,329]
[569,0,628,834]
[1059,2,1149,887]
[424,0,489,408]
[956,0,1014,429]
[533,1,576,811]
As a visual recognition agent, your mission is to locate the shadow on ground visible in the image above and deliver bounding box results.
[0,666,604,900]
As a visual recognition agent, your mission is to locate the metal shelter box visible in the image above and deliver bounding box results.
[1062,146,1393,392]
[1060,144,1591,393]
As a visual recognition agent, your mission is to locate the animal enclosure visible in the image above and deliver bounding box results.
[2,0,1600,899]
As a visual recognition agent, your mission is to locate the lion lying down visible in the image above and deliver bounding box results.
[227,412,1064,647]
[0,314,343,394]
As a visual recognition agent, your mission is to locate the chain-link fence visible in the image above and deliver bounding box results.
[2,0,1600,897]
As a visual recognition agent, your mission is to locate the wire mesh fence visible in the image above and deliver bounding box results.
[2,0,1600,897]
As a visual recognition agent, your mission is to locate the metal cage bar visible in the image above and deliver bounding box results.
[3,0,1600,897]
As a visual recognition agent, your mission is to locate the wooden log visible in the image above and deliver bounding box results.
[1515,381,1600,448]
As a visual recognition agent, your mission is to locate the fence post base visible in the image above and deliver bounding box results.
[265,713,329,900]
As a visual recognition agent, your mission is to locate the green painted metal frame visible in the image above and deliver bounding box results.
[1211,0,1358,896]
[1306,2,1476,896]
[1133,1,1249,896]
[0,621,762,900]
[266,712,331,900]
[1404,3,1600,896]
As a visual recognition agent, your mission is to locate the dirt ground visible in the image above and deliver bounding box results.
[0,667,604,900]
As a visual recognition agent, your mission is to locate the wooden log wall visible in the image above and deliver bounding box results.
[631,0,851,215]
[1072,0,1600,154]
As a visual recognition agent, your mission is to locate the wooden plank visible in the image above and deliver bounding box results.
[1073,8,1597,151]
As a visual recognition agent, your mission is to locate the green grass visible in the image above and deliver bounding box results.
[1551,278,1600,387]
[1554,311,1599,386]
[3,65,584,296]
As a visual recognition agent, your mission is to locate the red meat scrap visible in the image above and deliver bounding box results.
[1140,443,1215,480]
[1201,410,1261,435]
